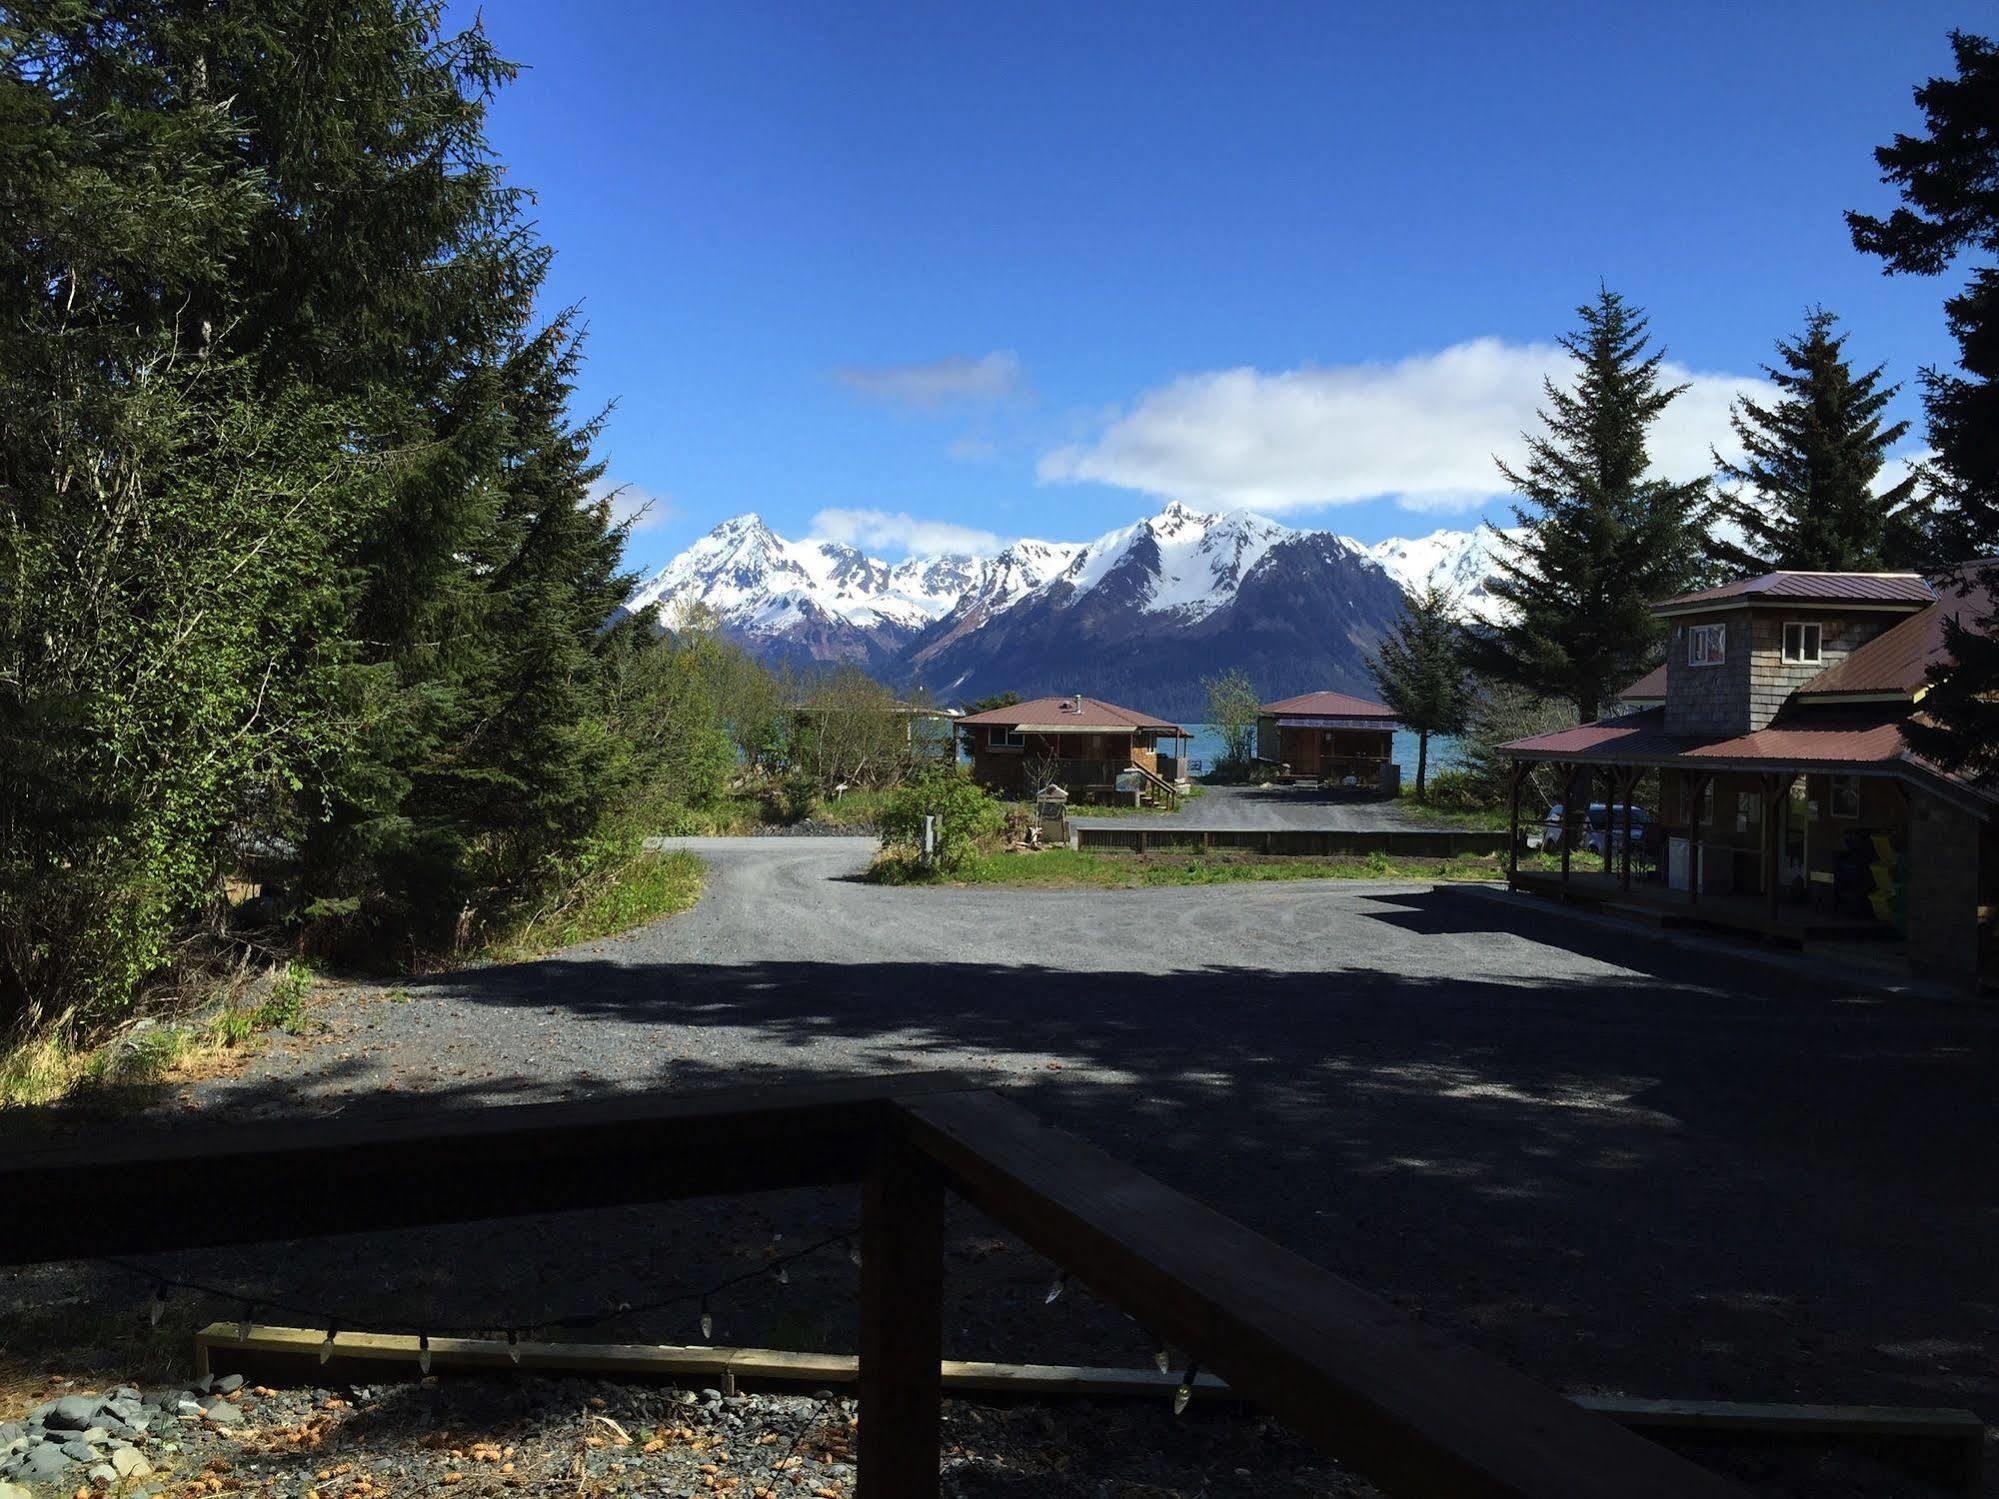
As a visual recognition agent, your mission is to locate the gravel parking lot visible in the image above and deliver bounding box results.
[6,838,1995,1492]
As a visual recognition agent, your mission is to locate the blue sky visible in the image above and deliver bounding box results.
[462,1,1979,571]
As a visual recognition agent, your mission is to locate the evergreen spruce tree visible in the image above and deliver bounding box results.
[1849,31,1999,773]
[1468,288,1707,722]
[1367,585,1472,795]
[1705,309,1924,574]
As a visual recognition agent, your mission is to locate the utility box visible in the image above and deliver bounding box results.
[1036,783,1069,844]
[1377,762,1401,797]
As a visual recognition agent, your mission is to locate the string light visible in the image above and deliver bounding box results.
[417,1333,432,1376]
[1174,1361,1200,1416]
[99,1228,859,1360]
[1153,1347,1171,1375]
[1045,1273,1067,1306]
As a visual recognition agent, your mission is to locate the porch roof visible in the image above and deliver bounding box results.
[955,695,1181,734]
[1502,703,1998,813]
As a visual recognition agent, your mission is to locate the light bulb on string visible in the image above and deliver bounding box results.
[319,1325,337,1365]
[698,1299,713,1341]
[1045,1274,1067,1306]
[1174,1362,1200,1417]
[1153,1347,1171,1375]
[148,1283,167,1328]
[237,1304,256,1343]
[418,1333,431,1376]
[506,1330,521,1366]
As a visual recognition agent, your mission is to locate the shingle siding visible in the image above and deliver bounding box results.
[1663,608,1896,736]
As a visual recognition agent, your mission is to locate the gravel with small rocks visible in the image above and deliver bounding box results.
[0,1374,1363,1498]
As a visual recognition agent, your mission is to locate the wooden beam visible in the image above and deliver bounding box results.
[857,1130,944,1499]
[0,1072,983,1265]
[894,1091,1744,1499]
[193,1325,1236,1400]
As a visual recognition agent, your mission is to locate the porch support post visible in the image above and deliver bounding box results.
[1687,771,1707,909]
[857,1126,945,1498]
[1560,765,1577,885]
[1507,759,1524,883]
[1619,769,1637,892]
[1602,764,1617,878]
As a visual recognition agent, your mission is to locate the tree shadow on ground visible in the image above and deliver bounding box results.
[4,885,1994,1490]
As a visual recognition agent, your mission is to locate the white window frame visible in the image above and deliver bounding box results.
[1829,774,1861,819]
[987,726,1024,751]
[1688,622,1726,668]
[1782,620,1822,664]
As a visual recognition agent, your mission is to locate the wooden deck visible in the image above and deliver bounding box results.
[1510,868,1898,947]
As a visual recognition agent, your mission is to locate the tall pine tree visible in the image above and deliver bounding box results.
[1850,32,1999,774]
[1368,585,1472,795]
[1468,289,1706,723]
[1705,308,1925,574]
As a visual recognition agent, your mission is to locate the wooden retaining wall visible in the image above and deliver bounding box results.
[1073,826,1511,858]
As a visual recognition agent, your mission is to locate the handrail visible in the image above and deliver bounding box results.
[0,1075,1745,1499]
[1124,759,1181,809]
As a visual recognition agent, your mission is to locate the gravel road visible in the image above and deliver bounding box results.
[6,838,1996,1495]
[1070,782,1440,831]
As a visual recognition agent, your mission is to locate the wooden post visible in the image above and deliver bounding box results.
[1619,769,1636,892]
[1559,767,1575,885]
[1687,772,1707,909]
[858,1131,945,1499]
[1601,765,1617,878]
[1507,761,1523,882]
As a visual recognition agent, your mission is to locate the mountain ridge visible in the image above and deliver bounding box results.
[626,505,1518,718]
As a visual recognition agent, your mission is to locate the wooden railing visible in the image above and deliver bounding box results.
[0,1074,1743,1499]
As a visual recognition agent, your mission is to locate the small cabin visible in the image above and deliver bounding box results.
[1255,691,1401,788]
[956,694,1186,803]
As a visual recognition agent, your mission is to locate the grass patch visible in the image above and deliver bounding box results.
[1394,790,1515,831]
[0,960,325,1112]
[872,846,1566,888]
[479,848,705,963]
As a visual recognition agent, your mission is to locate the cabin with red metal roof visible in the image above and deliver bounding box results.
[955,694,1187,804]
[1255,691,1402,789]
[1502,565,1999,984]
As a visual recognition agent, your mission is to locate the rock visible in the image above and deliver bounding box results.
[89,1463,118,1486]
[201,1404,245,1428]
[0,1481,29,1499]
[80,1426,110,1445]
[213,1374,245,1395]
[111,1448,152,1479]
[175,1401,203,1418]
[60,1440,97,1463]
[46,1396,102,1431]
[698,1389,721,1405]
[0,1426,18,1446]
[20,1444,73,1479]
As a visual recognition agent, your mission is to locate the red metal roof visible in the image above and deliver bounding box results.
[954,694,1182,733]
[1258,690,1397,719]
[1618,664,1668,702]
[1796,564,1998,699]
[1654,571,1933,613]
[1503,704,1913,769]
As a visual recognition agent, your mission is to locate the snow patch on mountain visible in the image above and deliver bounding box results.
[1365,523,1520,623]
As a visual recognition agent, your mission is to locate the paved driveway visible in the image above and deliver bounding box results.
[1071,781,1434,830]
[84,835,1996,1460]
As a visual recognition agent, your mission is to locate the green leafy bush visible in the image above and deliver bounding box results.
[876,770,1006,871]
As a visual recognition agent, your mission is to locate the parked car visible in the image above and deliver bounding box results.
[1543,802,1651,855]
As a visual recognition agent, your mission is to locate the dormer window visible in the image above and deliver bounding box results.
[1688,623,1726,667]
[1782,621,1822,664]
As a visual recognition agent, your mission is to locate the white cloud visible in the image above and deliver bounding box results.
[1876,445,1934,498]
[811,507,1009,557]
[590,477,670,533]
[833,351,1023,408]
[1038,338,1770,514]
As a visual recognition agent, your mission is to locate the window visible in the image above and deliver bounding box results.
[987,726,1024,751]
[1688,622,1726,667]
[1830,774,1861,819]
[1782,621,1822,664]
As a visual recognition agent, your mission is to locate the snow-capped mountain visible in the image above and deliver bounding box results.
[1364,523,1520,625]
[624,504,1508,715]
